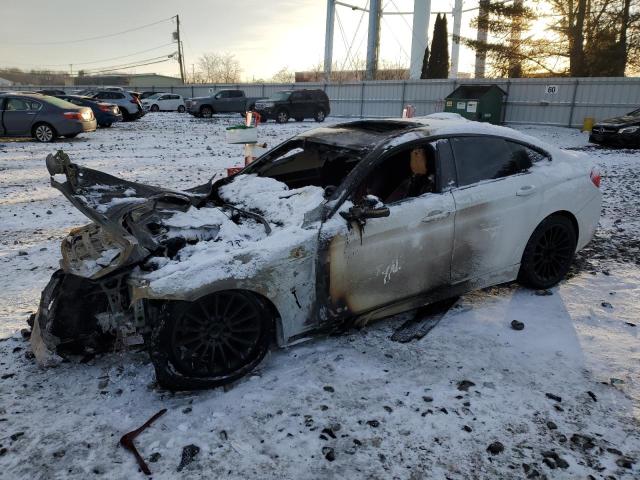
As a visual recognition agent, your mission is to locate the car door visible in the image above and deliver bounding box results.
[0,97,5,134]
[324,140,456,315]
[448,135,544,283]
[288,91,304,119]
[214,91,232,112]
[157,95,169,110]
[3,97,41,135]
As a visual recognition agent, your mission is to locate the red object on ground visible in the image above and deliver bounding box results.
[227,166,244,176]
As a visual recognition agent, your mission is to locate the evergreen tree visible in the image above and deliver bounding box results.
[420,44,430,79]
[427,14,450,78]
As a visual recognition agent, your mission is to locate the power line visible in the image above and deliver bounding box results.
[82,58,174,75]
[82,55,176,75]
[1,16,174,46]
[0,43,176,69]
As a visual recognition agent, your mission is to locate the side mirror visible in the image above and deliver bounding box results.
[340,205,390,224]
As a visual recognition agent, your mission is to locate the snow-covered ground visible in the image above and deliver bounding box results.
[0,114,638,479]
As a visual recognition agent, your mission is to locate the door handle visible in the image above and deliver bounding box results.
[422,210,451,222]
[516,185,536,196]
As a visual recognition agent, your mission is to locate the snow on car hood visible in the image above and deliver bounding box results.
[137,174,325,295]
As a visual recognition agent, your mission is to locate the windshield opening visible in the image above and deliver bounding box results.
[244,140,365,190]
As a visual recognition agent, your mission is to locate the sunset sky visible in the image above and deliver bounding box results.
[0,0,488,80]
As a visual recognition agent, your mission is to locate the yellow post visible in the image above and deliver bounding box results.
[582,117,595,132]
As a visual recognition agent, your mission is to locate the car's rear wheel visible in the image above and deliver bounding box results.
[150,104,160,112]
[314,108,326,122]
[200,105,214,118]
[178,105,186,113]
[276,109,289,123]
[518,215,577,289]
[32,123,56,143]
[149,290,273,390]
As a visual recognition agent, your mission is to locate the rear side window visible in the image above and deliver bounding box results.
[451,136,531,186]
[6,98,42,111]
[506,141,549,164]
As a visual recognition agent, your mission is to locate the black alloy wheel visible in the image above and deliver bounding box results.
[200,105,214,118]
[150,290,272,390]
[519,215,577,289]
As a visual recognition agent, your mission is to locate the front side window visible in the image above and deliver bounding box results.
[353,143,438,204]
[450,136,531,187]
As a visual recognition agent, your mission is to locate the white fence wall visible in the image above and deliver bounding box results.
[12,77,640,127]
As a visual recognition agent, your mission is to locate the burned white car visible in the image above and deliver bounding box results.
[31,117,602,390]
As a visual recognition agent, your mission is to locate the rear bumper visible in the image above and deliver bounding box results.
[576,191,602,251]
[96,111,122,125]
[56,119,97,135]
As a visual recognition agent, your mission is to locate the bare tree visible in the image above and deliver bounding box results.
[271,67,294,83]
[196,52,242,83]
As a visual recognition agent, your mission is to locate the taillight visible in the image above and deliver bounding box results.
[98,104,111,112]
[63,112,82,120]
[590,168,601,188]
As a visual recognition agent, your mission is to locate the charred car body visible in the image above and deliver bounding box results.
[31,116,602,390]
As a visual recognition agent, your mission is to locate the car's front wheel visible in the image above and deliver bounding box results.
[314,108,326,122]
[150,104,160,112]
[276,109,289,123]
[32,123,56,143]
[200,106,214,118]
[178,105,186,113]
[518,215,577,289]
[149,290,273,390]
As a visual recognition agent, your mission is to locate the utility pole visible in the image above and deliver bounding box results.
[409,0,431,80]
[365,0,382,80]
[449,0,463,78]
[175,14,186,84]
[324,0,335,81]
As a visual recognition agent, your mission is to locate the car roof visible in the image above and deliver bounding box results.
[298,115,556,153]
[0,92,45,99]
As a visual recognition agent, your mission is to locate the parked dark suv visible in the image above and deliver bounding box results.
[254,89,330,123]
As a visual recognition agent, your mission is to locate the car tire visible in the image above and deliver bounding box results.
[518,215,577,290]
[100,122,112,128]
[150,104,160,112]
[276,109,289,124]
[32,123,57,143]
[200,105,214,118]
[148,290,273,390]
[314,108,326,122]
[178,105,186,113]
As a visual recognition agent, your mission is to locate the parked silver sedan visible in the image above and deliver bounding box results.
[30,116,601,390]
[0,93,96,142]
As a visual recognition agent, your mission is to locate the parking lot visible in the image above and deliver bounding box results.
[0,113,638,478]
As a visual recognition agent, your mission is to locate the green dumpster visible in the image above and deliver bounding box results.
[444,84,507,124]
